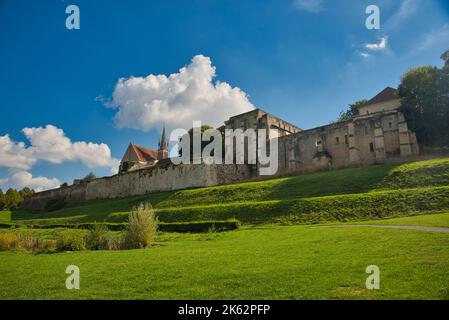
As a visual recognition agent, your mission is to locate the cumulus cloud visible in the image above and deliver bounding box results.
[0,125,119,171]
[365,37,388,51]
[292,0,325,12]
[0,171,61,192]
[107,55,255,131]
[0,135,35,170]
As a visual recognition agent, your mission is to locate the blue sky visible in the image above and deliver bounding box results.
[0,0,448,190]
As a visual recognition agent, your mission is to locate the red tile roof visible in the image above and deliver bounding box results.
[367,87,398,105]
[131,144,158,162]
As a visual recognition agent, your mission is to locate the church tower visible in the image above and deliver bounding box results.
[158,125,169,160]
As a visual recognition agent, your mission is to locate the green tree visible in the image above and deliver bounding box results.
[441,50,449,70]
[83,172,96,182]
[179,125,222,159]
[5,188,22,209]
[398,63,448,147]
[336,99,367,122]
[19,187,34,198]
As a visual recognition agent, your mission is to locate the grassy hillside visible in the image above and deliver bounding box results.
[1,216,449,299]
[2,158,449,226]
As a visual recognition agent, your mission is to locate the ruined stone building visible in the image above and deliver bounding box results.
[223,87,419,174]
[277,87,418,173]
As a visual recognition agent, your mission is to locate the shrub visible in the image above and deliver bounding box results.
[0,233,22,251]
[104,235,122,250]
[22,237,56,253]
[123,203,158,249]
[56,230,86,251]
[86,224,109,250]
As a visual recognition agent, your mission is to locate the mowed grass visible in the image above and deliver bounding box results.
[352,211,449,228]
[3,158,449,226]
[1,220,449,299]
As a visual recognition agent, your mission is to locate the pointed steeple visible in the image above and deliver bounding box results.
[160,124,168,150]
[158,124,169,160]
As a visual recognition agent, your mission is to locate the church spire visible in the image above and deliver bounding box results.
[158,124,168,160]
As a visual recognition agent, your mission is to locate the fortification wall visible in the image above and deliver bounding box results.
[21,163,255,211]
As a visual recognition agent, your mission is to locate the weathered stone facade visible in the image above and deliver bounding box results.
[276,110,419,175]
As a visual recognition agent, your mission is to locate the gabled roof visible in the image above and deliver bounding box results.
[367,87,398,105]
[129,144,158,162]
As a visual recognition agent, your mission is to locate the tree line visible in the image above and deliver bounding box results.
[0,187,35,210]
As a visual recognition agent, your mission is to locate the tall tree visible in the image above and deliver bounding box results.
[398,63,448,147]
[5,188,22,209]
[19,187,34,198]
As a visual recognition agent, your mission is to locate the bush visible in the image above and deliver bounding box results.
[22,237,56,253]
[0,233,56,252]
[86,224,109,250]
[56,230,86,251]
[123,203,158,249]
[0,233,22,251]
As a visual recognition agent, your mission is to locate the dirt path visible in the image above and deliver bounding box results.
[323,224,449,234]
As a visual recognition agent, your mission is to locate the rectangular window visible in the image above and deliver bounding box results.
[369,143,374,152]
[335,137,340,144]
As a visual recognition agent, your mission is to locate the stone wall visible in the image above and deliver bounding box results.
[276,110,419,175]
[21,163,256,211]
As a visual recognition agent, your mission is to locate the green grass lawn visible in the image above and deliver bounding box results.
[352,211,449,228]
[1,220,449,299]
[1,158,449,299]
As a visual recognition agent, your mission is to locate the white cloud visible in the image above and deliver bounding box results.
[107,54,255,131]
[0,171,61,192]
[292,0,325,12]
[360,52,372,59]
[365,37,388,51]
[0,125,119,171]
[0,135,35,170]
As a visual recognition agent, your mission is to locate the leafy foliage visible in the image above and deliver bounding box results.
[56,229,86,251]
[83,172,97,182]
[178,124,223,159]
[399,51,449,147]
[0,187,35,209]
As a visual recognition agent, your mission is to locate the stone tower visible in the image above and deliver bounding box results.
[158,125,169,160]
